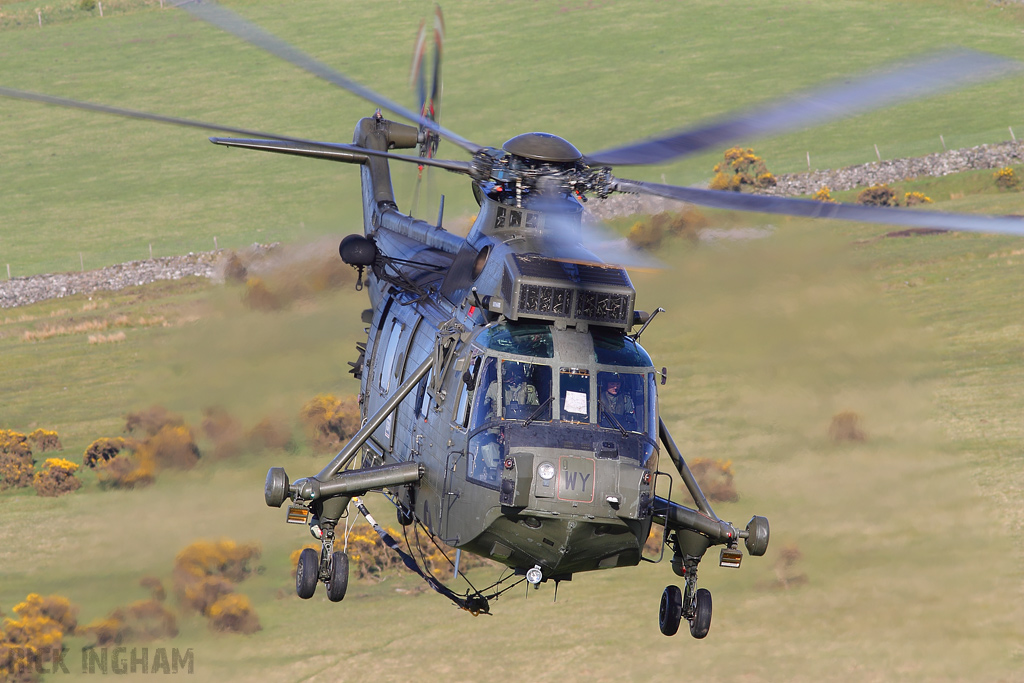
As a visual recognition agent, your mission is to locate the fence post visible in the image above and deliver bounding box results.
[874,144,881,162]
[6,264,10,280]
[806,151,811,172]
[1011,126,1016,142]
[940,135,946,151]
[36,8,41,27]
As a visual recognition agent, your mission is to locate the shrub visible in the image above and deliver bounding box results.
[207,594,261,634]
[689,458,739,503]
[0,593,78,680]
[95,452,155,489]
[242,277,282,311]
[83,437,133,468]
[811,187,838,203]
[336,525,493,582]
[828,410,866,442]
[12,594,78,634]
[994,166,1019,190]
[32,458,81,497]
[0,430,34,490]
[247,417,294,452]
[173,539,262,587]
[773,542,808,589]
[27,429,61,452]
[139,576,167,602]
[124,406,185,437]
[904,191,932,206]
[201,407,244,460]
[667,207,708,242]
[79,0,96,10]
[136,425,200,470]
[711,147,775,192]
[300,395,361,450]
[626,219,665,250]
[81,600,178,646]
[856,184,899,207]
[181,576,236,616]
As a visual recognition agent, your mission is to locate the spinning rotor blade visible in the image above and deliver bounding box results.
[587,49,1022,167]
[0,86,473,173]
[0,86,323,142]
[179,0,482,155]
[210,137,472,173]
[615,178,1024,237]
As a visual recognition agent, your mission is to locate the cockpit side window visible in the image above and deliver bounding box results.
[472,357,498,429]
[559,368,590,423]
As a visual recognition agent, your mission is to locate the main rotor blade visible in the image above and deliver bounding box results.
[0,85,320,142]
[615,178,1024,237]
[179,0,482,155]
[0,86,474,173]
[210,137,473,173]
[587,49,1023,167]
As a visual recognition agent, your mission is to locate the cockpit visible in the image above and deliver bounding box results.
[454,321,659,488]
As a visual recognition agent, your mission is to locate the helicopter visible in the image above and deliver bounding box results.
[5,1,1024,640]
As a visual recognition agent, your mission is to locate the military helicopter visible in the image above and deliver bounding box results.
[6,1,1024,640]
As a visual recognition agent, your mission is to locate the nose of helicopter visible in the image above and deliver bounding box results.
[486,440,655,577]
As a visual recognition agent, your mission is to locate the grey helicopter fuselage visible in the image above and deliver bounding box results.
[352,116,658,577]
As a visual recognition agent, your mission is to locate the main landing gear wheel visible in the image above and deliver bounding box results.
[659,585,683,636]
[296,547,318,599]
[689,588,712,639]
[326,551,349,602]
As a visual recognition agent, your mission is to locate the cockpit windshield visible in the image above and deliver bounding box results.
[597,371,646,433]
[473,357,553,429]
[481,322,554,358]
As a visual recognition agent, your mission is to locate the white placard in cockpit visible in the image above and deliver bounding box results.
[564,391,588,416]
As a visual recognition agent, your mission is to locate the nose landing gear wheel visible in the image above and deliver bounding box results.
[689,587,712,639]
[658,585,683,636]
[296,547,318,599]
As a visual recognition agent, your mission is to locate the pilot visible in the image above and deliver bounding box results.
[600,376,635,429]
[485,363,539,416]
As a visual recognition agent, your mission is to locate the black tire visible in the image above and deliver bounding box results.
[659,585,683,636]
[326,551,349,603]
[689,588,712,639]
[296,548,319,599]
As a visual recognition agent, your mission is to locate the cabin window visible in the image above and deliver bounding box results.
[378,319,403,392]
[559,368,590,423]
[597,371,646,433]
[481,322,553,358]
[417,369,433,420]
[453,381,471,429]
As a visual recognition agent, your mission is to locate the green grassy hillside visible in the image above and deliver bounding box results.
[3,0,1024,276]
[2,1,1024,681]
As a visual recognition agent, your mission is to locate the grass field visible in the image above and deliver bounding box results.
[4,0,1024,275]
[3,1,1024,681]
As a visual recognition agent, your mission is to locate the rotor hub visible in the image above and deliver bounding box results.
[502,132,582,164]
